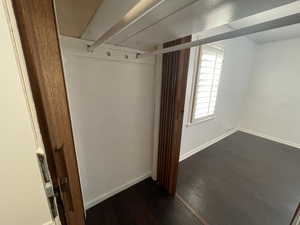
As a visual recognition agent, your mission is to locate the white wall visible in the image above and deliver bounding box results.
[180,37,257,159]
[240,38,300,147]
[60,36,155,208]
[0,1,52,224]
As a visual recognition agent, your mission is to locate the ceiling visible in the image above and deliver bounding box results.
[55,0,299,49]
[55,0,104,38]
[226,1,300,44]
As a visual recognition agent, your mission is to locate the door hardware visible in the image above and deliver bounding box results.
[55,144,64,152]
[60,176,74,212]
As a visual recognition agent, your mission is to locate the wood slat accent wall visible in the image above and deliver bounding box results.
[157,36,191,194]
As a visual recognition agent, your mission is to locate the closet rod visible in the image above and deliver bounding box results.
[87,0,165,52]
[138,12,300,58]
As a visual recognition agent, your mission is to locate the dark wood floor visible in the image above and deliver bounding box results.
[86,178,202,225]
[86,131,300,225]
[177,131,300,225]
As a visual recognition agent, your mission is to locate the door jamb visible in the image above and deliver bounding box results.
[1,0,61,223]
[9,0,86,224]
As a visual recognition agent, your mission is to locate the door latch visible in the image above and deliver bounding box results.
[36,152,58,219]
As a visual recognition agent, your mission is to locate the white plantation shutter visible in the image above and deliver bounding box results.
[191,45,224,122]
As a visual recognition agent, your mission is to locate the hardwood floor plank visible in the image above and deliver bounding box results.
[86,178,202,225]
[177,131,300,225]
[87,131,300,225]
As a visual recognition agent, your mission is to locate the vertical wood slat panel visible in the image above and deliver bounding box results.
[157,36,191,194]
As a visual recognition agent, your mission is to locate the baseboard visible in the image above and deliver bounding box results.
[238,128,300,150]
[85,171,152,210]
[43,221,55,225]
[179,129,237,162]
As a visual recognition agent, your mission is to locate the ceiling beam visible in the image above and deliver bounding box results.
[87,0,165,52]
[139,12,300,57]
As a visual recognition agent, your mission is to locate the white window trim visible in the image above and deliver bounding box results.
[186,115,216,127]
[187,43,223,126]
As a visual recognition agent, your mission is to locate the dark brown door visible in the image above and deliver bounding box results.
[12,0,85,225]
[157,36,191,194]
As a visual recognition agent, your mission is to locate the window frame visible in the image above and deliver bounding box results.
[187,44,224,126]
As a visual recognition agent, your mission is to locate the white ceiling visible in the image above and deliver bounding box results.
[227,1,300,44]
[81,0,140,41]
[117,0,299,50]
[56,0,300,49]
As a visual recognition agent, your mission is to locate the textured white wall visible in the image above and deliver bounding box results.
[240,38,300,147]
[180,37,257,157]
[0,2,52,224]
[60,36,155,208]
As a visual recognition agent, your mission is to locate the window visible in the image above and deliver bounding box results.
[190,45,224,123]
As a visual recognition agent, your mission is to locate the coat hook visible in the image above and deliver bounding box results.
[106,51,111,56]
[87,44,93,53]
[124,54,129,59]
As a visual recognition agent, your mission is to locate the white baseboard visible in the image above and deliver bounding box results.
[43,221,55,225]
[179,129,237,162]
[85,171,152,210]
[238,128,300,150]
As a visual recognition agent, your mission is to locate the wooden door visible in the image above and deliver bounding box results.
[157,36,191,194]
[11,0,85,224]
